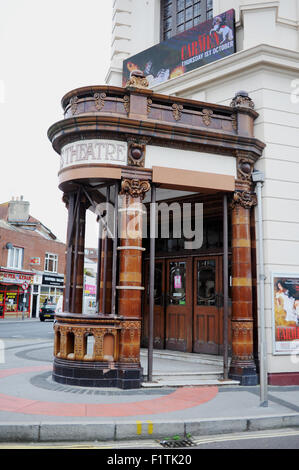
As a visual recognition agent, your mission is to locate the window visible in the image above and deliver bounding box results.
[7,246,24,269]
[161,0,213,40]
[40,286,63,305]
[44,253,58,273]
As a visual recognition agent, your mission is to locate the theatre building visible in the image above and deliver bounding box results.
[47,0,299,388]
[0,198,65,318]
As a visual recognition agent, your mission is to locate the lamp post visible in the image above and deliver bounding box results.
[252,170,268,407]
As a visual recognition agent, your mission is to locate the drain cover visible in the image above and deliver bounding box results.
[159,437,195,448]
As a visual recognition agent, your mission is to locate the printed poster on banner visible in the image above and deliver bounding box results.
[272,273,299,354]
[122,9,236,87]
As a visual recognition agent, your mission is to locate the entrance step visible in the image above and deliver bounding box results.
[140,348,229,367]
[140,348,237,387]
[142,371,239,388]
[142,378,240,388]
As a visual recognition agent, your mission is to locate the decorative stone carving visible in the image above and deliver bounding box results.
[202,108,213,126]
[70,96,79,115]
[231,190,257,209]
[119,321,141,363]
[94,92,106,111]
[125,70,149,89]
[237,154,255,182]
[147,97,152,115]
[120,178,150,200]
[172,103,183,121]
[127,140,146,167]
[123,95,130,115]
[230,90,255,109]
[231,113,237,131]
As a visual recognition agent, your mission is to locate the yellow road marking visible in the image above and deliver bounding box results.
[147,420,153,435]
[136,420,142,435]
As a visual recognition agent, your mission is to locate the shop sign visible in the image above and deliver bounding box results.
[42,274,64,287]
[30,257,41,265]
[272,273,299,354]
[123,9,235,87]
[0,272,33,285]
[60,139,128,170]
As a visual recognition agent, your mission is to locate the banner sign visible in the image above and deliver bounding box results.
[0,272,33,285]
[123,9,235,87]
[272,273,299,354]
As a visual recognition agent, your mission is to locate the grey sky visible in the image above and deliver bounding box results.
[0,0,113,247]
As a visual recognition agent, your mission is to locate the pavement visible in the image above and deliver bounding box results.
[0,321,299,444]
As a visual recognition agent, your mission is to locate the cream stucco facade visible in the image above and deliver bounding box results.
[106,0,299,380]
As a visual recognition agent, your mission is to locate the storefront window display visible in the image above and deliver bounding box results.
[40,286,63,306]
[0,284,31,318]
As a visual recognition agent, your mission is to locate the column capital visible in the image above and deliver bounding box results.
[231,190,257,210]
[120,178,151,200]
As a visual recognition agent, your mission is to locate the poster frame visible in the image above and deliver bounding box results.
[271,272,299,356]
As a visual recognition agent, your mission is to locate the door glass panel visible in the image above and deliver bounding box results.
[169,261,186,305]
[197,260,216,306]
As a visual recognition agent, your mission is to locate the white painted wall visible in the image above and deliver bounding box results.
[146,146,237,177]
[106,0,160,85]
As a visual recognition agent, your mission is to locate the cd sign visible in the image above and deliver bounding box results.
[123,10,236,88]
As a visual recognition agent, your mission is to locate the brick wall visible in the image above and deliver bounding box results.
[0,226,66,274]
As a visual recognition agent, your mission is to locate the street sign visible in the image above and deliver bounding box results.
[21,281,29,290]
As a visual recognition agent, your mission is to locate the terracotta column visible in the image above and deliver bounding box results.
[229,190,258,385]
[117,179,150,364]
[71,194,87,313]
[99,234,112,314]
[63,192,75,312]
[63,190,87,314]
[118,178,150,317]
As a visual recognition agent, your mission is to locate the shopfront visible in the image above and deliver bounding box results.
[0,270,34,318]
[40,273,64,306]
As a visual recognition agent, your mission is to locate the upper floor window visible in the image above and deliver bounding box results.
[7,246,24,270]
[161,0,213,40]
[44,253,58,273]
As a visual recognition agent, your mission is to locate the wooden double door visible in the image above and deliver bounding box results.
[143,256,231,355]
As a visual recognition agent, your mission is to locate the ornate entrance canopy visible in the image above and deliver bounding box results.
[48,72,265,388]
